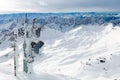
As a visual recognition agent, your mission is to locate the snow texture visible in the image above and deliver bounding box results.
[0,13,120,80]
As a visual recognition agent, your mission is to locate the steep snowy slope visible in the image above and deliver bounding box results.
[0,24,120,80]
[32,24,120,80]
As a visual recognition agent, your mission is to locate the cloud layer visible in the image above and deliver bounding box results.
[0,0,120,13]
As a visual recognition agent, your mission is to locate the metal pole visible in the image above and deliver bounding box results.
[23,13,28,73]
[14,18,18,76]
[14,43,16,76]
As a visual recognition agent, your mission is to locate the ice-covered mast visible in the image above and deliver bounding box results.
[13,13,44,76]
[23,13,28,73]
[13,18,19,76]
[23,13,45,74]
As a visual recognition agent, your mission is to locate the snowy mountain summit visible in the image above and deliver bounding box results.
[0,12,120,80]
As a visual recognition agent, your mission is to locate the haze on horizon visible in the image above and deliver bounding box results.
[0,0,120,13]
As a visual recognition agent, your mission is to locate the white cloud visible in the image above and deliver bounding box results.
[0,0,119,13]
[0,0,16,11]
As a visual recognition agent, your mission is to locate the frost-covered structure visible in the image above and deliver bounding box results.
[22,16,44,74]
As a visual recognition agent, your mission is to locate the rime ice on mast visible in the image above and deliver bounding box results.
[23,13,44,74]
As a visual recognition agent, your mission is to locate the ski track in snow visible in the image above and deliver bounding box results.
[0,24,120,80]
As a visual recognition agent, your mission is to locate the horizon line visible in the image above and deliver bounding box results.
[0,11,120,15]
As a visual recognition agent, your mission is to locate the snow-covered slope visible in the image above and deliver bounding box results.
[34,24,120,80]
[0,24,120,80]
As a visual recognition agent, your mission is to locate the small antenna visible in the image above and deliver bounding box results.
[33,18,38,28]
[25,13,27,23]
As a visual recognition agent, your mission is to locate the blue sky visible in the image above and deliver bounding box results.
[0,0,120,13]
